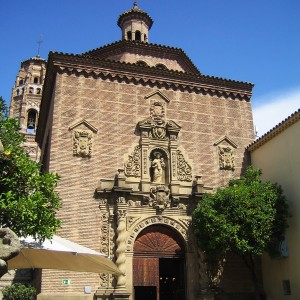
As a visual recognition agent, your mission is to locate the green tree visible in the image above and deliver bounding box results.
[193,166,289,299]
[0,97,61,241]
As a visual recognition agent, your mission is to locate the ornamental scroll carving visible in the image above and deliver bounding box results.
[124,145,141,177]
[177,150,192,181]
[73,130,92,157]
[218,146,234,170]
[99,199,109,256]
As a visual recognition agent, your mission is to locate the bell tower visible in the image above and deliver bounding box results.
[9,56,46,161]
[118,1,153,43]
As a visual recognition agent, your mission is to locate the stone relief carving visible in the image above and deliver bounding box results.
[151,151,165,183]
[99,200,109,256]
[148,185,171,212]
[128,200,141,207]
[178,203,187,210]
[99,273,109,287]
[150,101,167,140]
[124,145,141,177]
[127,216,141,230]
[218,146,234,170]
[179,218,192,228]
[177,150,192,181]
[73,130,92,157]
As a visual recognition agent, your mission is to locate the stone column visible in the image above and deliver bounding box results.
[115,197,127,288]
[137,121,151,192]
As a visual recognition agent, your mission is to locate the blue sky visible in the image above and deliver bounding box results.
[1,0,299,136]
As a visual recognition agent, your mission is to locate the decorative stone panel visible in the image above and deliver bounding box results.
[124,145,141,177]
[177,149,192,181]
[213,136,237,171]
[69,119,98,158]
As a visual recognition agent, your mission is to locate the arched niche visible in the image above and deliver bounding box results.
[26,109,38,134]
[149,148,169,184]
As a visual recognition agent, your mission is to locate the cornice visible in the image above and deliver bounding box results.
[55,63,253,101]
[50,51,253,97]
[247,109,300,151]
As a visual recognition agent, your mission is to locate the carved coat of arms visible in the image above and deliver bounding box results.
[73,130,92,157]
[149,185,170,212]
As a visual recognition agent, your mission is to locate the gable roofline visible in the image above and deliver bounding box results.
[48,49,254,90]
[247,108,300,151]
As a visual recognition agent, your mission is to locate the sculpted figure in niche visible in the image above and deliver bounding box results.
[151,152,165,183]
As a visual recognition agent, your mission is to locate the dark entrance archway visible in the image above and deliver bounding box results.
[133,225,186,300]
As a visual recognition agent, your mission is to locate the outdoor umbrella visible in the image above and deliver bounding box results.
[7,235,122,275]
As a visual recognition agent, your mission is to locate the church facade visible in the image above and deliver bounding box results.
[32,3,257,300]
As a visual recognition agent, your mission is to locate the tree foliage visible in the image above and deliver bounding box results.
[193,166,288,257]
[193,166,289,297]
[2,283,37,300]
[0,97,61,241]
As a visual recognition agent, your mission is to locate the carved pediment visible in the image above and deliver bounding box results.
[213,135,237,148]
[144,90,171,103]
[69,119,98,133]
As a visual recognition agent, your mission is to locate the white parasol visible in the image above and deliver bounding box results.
[7,235,122,275]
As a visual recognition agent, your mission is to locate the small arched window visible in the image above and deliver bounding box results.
[19,79,24,85]
[36,88,41,95]
[34,77,39,84]
[136,60,148,67]
[127,31,132,40]
[155,63,168,70]
[144,34,147,42]
[16,89,20,96]
[135,30,141,41]
[26,110,37,134]
[29,87,34,94]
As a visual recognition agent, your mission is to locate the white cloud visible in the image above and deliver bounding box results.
[252,89,300,138]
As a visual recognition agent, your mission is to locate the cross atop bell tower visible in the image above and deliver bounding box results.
[118,1,153,43]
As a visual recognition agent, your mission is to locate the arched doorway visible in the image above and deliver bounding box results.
[133,225,186,300]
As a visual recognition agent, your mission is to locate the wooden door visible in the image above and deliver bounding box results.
[133,225,186,300]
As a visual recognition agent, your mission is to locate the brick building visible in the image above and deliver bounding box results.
[16,2,259,300]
